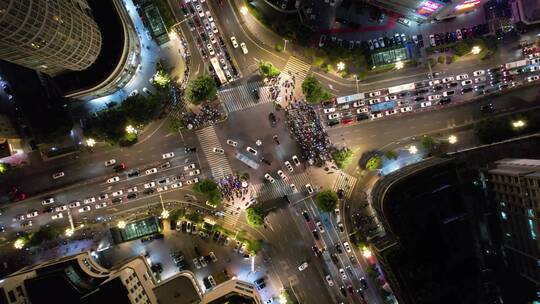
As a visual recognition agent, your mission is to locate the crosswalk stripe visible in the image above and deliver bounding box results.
[195,126,233,179]
[331,172,357,198]
[218,80,273,113]
[252,172,312,202]
[282,56,311,84]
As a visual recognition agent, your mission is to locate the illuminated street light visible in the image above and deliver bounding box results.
[448,135,458,144]
[14,238,25,249]
[65,228,74,237]
[161,210,170,219]
[512,120,526,129]
[240,6,248,15]
[125,125,137,134]
[408,145,418,154]
[471,45,481,55]
[117,220,126,229]
[361,247,372,258]
[86,138,96,147]
[395,61,404,70]
[336,61,346,71]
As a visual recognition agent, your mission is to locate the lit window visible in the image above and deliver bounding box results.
[501,211,507,220]
[506,233,511,238]
[500,201,506,207]
[528,219,537,240]
[528,209,534,217]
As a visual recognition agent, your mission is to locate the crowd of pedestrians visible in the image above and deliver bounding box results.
[217,175,248,202]
[266,74,297,103]
[286,100,331,165]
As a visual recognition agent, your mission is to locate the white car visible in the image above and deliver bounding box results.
[531,58,540,64]
[420,101,432,108]
[199,256,208,267]
[277,170,287,180]
[52,172,65,179]
[206,11,213,22]
[461,80,473,86]
[292,155,301,166]
[240,42,248,54]
[323,107,336,114]
[316,221,325,233]
[209,251,218,263]
[95,202,107,209]
[264,173,275,183]
[196,5,204,17]
[230,36,239,48]
[284,161,294,172]
[328,113,340,120]
[455,74,468,80]
[208,275,217,287]
[441,77,454,83]
[343,242,352,253]
[42,197,55,205]
[475,77,486,83]
[400,106,413,113]
[144,182,156,189]
[170,182,183,189]
[51,213,63,220]
[112,190,123,197]
[357,107,369,114]
[246,146,257,155]
[427,95,441,101]
[189,169,201,176]
[129,90,138,97]
[210,22,218,33]
[193,258,201,269]
[352,101,364,107]
[325,275,334,286]
[55,205,68,212]
[98,193,109,200]
[186,178,199,185]
[145,168,158,175]
[107,176,120,183]
[384,94,398,101]
[157,186,168,192]
[443,90,455,97]
[305,184,314,194]
[298,262,308,271]
[12,214,25,222]
[290,183,298,193]
[207,44,215,56]
[26,211,39,218]
[226,139,238,147]
[83,197,96,204]
[184,163,196,170]
[384,109,397,116]
[473,70,485,76]
[105,159,116,166]
[69,201,81,208]
[213,147,224,154]
[370,112,384,120]
[527,75,540,82]
[127,187,138,193]
[368,98,379,105]
[367,91,381,97]
[428,79,441,86]
[78,206,91,213]
[339,268,347,280]
[162,152,174,159]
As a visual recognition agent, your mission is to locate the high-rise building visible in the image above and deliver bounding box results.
[0,0,102,76]
[487,158,540,285]
[366,0,487,22]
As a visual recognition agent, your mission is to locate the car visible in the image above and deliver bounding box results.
[443,90,455,97]
[420,101,432,107]
[104,159,116,166]
[113,163,126,172]
[429,34,436,46]
[461,80,473,86]
[442,77,454,83]
[428,79,441,86]
[83,197,96,204]
[213,147,224,154]
[193,258,201,269]
[283,160,294,172]
[189,169,201,176]
[301,210,311,222]
[209,251,218,263]
[162,152,174,159]
[475,76,486,83]
[473,70,485,77]
[292,155,301,166]
[226,139,238,147]
[207,275,217,287]
[145,168,158,175]
[126,187,138,193]
[69,201,81,208]
[129,90,138,97]
[400,106,413,113]
[384,94,398,101]
[207,44,215,56]
[246,146,257,155]
[186,178,199,185]
[157,185,168,192]
[323,107,336,114]
[298,262,308,271]
[325,275,334,286]
[288,183,298,193]
[107,176,120,183]
[264,173,275,183]
[144,182,156,189]
[428,95,441,101]
[196,4,204,17]
[51,213,63,220]
[210,22,218,33]
[357,107,368,114]
[461,87,474,94]
[13,214,25,222]
[98,193,109,200]
[112,190,123,197]
[185,147,196,153]
[276,170,287,180]
[337,222,345,233]
[52,172,65,179]
[328,113,340,120]
[343,242,352,253]
[339,268,347,280]
[240,42,248,54]
[316,221,325,233]
[360,277,368,289]
[368,91,381,97]
[384,109,397,116]
[531,58,540,64]
[170,182,183,189]
[481,103,494,113]
[95,202,107,209]
[305,184,314,194]
[54,205,68,212]
[20,221,33,228]
[26,210,39,218]
[527,75,540,82]
[370,112,384,120]
[78,206,91,213]
[184,164,196,171]
[42,197,55,205]
[455,74,469,80]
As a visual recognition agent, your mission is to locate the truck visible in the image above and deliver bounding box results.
[504,59,528,70]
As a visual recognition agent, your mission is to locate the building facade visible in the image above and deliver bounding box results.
[367,0,487,22]
[0,0,102,76]
[487,158,540,285]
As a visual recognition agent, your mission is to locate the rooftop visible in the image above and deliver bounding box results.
[152,272,202,304]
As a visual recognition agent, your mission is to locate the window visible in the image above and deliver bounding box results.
[528,209,534,217]
[528,219,537,240]
[501,211,508,220]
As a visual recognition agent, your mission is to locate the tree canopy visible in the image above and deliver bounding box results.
[246,206,264,228]
[302,76,332,103]
[332,148,353,169]
[185,75,217,105]
[316,190,339,212]
[193,179,222,207]
[259,61,281,78]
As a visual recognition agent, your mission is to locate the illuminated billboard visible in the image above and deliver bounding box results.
[416,1,443,17]
[455,0,481,11]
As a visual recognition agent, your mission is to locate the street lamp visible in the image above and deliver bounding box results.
[448,135,458,144]
[159,194,169,219]
[240,6,248,15]
[361,247,372,258]
[395,61,404,70]
[117,220,126,229]
[471,45,481,55]
[86,138,96,147]
[14,238,25,250]
[65,228,74,237]
[337,61,346,71]
[126,125,137,134]
[512,120,526,129]
[408,145,418,154]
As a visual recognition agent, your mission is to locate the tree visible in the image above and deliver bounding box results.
[83,108,128,145]
[248,239,263,254]
[193,179,222,206]
[385,150,398,160]
[185,211,204,224]
[454,40,471,56]
[259,61,281,78]
[332,148,353,169]
[246,206,264,228]
[302,76,332,103]
[185,75,217,105]
[121,94,159,126]
[316,190,338,212]
[474,118,513,144]
[27,224,64,247]
[421,136,436,152]
[168,116,186,132]
[366,155,382,171]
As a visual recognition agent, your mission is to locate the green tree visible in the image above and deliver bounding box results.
[194,179,222,206]
[275,43,284,52]
[385,150,398,160]
[84,108,128,145]
[315,190,338,212]
[332,148,353,169]
[185,75,217,105]
[259,61,281,78]
[454,40,471,56]
[248,239,263,254]
[421,136,436,152]
[28,224,64,247]
[121,94,159,126]
[168,116,186,132]
[185,212,204,224]
[366,155,382,171]
[302,76,332,103]
[246,206,264,228]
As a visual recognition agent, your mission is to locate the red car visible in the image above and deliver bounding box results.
[341,118,353,125]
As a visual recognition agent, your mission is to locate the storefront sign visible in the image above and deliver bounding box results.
[416,1,443,17]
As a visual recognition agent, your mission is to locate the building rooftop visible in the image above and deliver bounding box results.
[152,272,202,304]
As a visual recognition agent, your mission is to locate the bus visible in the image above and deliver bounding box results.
[388,82,415,94]
[336,93,364,104]
[235,153,259,170]
[210,57,228,85]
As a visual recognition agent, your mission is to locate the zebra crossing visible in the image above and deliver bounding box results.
[332,172,357,199]
[195,126,233,179]
[218,80,272,113]
[220,206,241,230]
[251,172,312,202]
[282,56,311,84]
